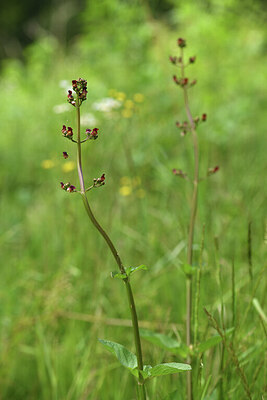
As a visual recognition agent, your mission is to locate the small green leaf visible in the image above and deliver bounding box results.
[98,339,137,372]
[149,362,191,377]
[197,327,234,353]
[140,365,153,379]
[125,265,148,276]
[111,271,127,279]
[140,329,189,357]
[182,263,197,276]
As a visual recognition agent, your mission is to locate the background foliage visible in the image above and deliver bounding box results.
[0,0,266,399]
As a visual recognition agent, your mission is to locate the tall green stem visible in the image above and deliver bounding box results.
[181,49,200,400]
[75,101,146,399]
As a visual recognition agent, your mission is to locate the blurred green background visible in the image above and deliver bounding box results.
[1,0,266,399]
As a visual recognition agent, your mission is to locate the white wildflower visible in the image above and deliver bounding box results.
[92,97,121,112]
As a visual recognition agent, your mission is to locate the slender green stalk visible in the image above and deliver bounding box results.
[75,101,146,399]
[181,47,200,400]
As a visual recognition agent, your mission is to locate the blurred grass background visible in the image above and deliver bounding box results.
[0,0,266,399]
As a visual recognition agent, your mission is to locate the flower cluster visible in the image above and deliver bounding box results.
[67,78,88,106]
[60,182,76,192]
[62,125,73,139]
[93,174,105,187]
[173,75,196,88]
[86,128,99,140]
[176,114,207,136]
[172,169,187,179]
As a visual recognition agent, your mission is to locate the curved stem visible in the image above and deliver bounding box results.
[181,48,200,400]
[75,101,146,398]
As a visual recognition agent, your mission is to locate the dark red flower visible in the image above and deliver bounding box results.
[66,127,73,138]
[173,75,179,84]
[67,185,76,192]
[86,127,99,140]
[177,38,186,48]
[202,113,207,121]
[63,152,69,159]
[181,78,188,87]
[169,56,177,64]
[208,166,219,176]
[189,56,196,63]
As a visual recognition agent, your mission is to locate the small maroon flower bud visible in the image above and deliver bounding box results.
[208,166,219,176]
[177,38,186,48]
[190,79,197,86]
[173,75,179,85]
[67,185,76,192]
[67,90,75,106]
[183,121,188,127]
[180,78,188,87]
[194,116,200,123]
[202,113,207,122]
[173,168,187,178]
[169,56,177,64]
[176,121,181,128]
[177,57,182,63]
[66,127,73,138]
[94,173,106,187]
[86,127,99,140]
[189,56,196,63]
[63,152,69,159]
[60,182,65,189]
[62,125,67,134]
[72,80,77,89]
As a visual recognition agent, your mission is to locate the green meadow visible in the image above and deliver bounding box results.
[0,1,266,399]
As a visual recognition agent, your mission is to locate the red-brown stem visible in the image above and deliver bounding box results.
[181,48,200,400]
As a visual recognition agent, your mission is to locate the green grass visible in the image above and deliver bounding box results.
[0,2,266,399]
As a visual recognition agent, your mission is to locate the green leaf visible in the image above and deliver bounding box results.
[125,264,148,276]
[197,327,234,353]
[98,339,138,373]
[140,329,189,357]
[111,271,127,279]
[149,362,191,377]
[140,365,153,379]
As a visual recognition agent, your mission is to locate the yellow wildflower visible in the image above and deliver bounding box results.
[41,160,55,169]
[119,186,132,196]
[115,92,126,101]
[62,161,75,173]
[133,93,144,103]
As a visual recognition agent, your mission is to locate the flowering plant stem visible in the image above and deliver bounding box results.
[181,47,199,400]
[75,101,146,400]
